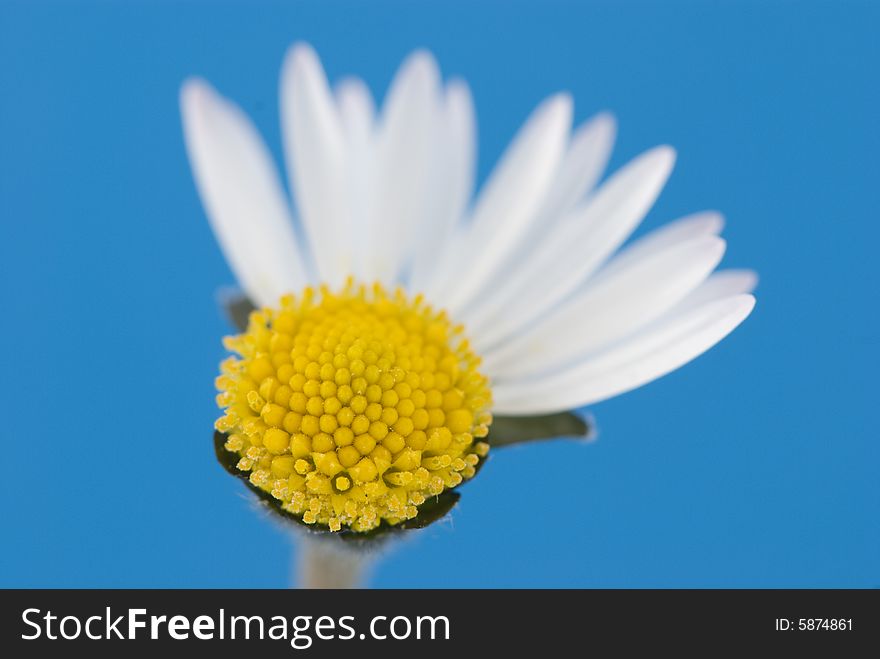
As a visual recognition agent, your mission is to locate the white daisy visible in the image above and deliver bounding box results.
[182,43,755,533]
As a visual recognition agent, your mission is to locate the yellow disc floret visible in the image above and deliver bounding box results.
[215,281,492,533]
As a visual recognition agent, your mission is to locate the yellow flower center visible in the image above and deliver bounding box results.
[214,281,492,533]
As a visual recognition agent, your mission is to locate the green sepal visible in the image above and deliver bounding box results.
[219,290,257,333]
[213,431,460,547]
[485,411,594,448]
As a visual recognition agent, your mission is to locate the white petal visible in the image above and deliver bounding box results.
[425,94,572,310]
[483,235,726,379]
[335,77,377,281]
[280,43,349,286]
[532,111,617,224]
[461,146,676,340]
[363,50,442,285]
[591,210,724,285]
[408,79,477,291]
[666,269,758,315]
[180,78,307,307]
[336,77,376,138]
[491,294,756,414]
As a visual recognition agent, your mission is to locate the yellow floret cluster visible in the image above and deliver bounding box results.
[214,281,492,533]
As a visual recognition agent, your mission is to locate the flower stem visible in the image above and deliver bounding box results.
[294,534,373,589]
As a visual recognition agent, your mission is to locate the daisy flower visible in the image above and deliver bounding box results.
[182,43,756,535]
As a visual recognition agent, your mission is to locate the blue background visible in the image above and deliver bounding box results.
[1,0,877,587]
